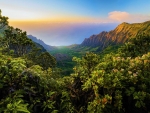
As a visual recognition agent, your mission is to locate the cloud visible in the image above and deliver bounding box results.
[107,11,150,23]
[108,11,130,22]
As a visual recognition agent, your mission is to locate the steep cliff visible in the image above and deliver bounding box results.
[81,21,150,50]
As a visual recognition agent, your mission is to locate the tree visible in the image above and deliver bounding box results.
[3,26,34,56]
[69,51,150,112]
[119,34,150,58]
[68,52,99,112]
[0,9,9,29]
[36,52,56,70]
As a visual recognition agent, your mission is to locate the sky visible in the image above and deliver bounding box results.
[0,0,150,46]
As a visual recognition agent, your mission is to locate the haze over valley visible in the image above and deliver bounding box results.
[10,22,118,46]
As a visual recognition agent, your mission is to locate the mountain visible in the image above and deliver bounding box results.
[80,21,150,50]
[34,42,47,52]
[28,35,56,51]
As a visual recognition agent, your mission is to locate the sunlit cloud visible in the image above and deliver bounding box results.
[108,11,130,22]
[108,11,150,23]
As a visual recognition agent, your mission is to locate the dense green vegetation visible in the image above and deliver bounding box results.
[50,46,82,75]
[50,46,100,75]
[1,9,150,113]
[50,45,109,75]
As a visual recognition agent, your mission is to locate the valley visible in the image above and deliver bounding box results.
[1,7,150,112]
[33,21,150,76]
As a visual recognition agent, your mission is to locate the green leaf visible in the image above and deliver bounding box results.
[0,83,3,88]
[16,106,30,113]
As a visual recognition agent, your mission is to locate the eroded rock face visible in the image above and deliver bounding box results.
[81,21,150,50]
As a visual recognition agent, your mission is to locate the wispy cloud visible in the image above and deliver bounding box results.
[108,11,150,23]
[108,11,130,22]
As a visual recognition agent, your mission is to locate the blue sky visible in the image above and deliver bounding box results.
[0,0,150,45]
[1,0,150,22]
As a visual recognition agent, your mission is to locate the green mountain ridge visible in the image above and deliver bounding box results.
[52,21,150,75]
[26,21,150,54]
[80,21,150,50]
[27,35,56,51]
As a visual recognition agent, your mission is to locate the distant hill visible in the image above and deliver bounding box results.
[28,35,56,51]
[34,42,47,52]
[80,21,150,50]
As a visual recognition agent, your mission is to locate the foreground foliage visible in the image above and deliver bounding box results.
[1,9,150,113]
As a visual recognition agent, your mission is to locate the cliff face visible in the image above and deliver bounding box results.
[81,21,150,50]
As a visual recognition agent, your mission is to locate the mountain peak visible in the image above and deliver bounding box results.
[80,20,150,50]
